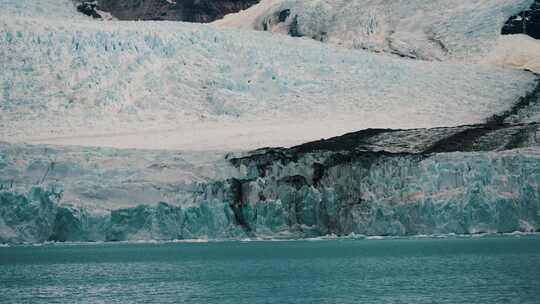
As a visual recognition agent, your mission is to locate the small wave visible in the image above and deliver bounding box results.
[366,236,385,240]
[169,238,210,243]
[502,231,540,237]
[306,234,340,241]
[5,231,539,247]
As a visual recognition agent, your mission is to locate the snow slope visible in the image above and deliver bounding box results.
[1,1,538,150]
[0,0,88,19]
[214,0,538,62]
[482,34,540,73]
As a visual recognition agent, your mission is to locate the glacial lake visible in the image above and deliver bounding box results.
[1,236,539,304]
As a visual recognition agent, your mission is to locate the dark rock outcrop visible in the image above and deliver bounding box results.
[77,1,102,19]
[233,78,540,169]
[79,0,259,22]
[502,0,540,39]
[231,122,540,176]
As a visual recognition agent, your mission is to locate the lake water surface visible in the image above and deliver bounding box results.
[1,236,539,303]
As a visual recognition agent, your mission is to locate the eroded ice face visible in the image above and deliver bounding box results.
[1,143,539,244]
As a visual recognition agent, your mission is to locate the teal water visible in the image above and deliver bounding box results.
[1,236,539,304]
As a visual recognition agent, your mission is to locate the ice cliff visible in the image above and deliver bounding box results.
[2,82,539,243]
[2,131,539,243]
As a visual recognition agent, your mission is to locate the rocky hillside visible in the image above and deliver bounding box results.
[502,0,540,39]
[76,0,259,22]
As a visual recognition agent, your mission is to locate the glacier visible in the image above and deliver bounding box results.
[1,0,540,244]
[0,0,538,150]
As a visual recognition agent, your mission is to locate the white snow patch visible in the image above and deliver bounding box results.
[213,0,535,61]
[95,9,117,21]
[0,0,86,19]
[214,0,282,29]
[481,34,540,74]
